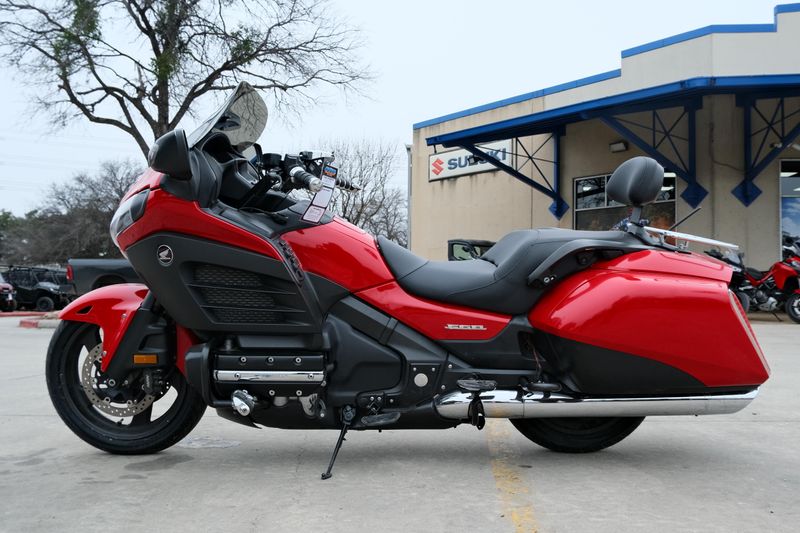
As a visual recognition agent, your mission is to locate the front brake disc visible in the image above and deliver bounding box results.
[80,344,156,417]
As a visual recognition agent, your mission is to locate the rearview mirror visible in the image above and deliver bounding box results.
[148,129,192,180]
[606,157,663,207]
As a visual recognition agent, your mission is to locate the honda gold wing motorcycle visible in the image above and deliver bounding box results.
[46,83,770,479]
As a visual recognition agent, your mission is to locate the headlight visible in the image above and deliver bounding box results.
[110,189,149,247]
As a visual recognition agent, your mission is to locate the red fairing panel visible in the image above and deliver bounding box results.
[121,169,164,202]
[282,217,394,292]
[765,262,797,290]
[602,249,732,282]
[116,188,279,259]
[356,281,511,341]
[529,250,769,388]
[59,284,149,372]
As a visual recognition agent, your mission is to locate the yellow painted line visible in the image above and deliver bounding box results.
[486,419,539,533]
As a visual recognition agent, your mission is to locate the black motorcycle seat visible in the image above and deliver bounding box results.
[377,229,641,315]
[745,267,765,280]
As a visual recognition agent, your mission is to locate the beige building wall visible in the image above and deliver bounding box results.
[410,8,799,266]
[411,95,785,267]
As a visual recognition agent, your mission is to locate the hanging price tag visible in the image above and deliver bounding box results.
[302,164,338,223]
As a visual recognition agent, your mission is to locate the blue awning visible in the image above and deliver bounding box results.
[423,74,800,217]
[426,75,800,148]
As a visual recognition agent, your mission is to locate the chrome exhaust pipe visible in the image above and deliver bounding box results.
[434,389,758,419]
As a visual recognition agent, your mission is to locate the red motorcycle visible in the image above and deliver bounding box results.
[46,83,769,478]
[740,243,800,323]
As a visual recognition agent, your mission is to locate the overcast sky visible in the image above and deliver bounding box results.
[0,0,785,214]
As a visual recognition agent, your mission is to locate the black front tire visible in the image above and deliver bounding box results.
[735,291,751,314]
[510,417,645,453]
[46,321,207,454]
[786,293,800,324]
[36,296,55,312]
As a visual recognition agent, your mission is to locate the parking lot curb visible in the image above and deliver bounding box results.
[19,318,60,329]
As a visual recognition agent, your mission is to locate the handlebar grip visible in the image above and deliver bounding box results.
[335,176,360,191]
[289,166,322,192]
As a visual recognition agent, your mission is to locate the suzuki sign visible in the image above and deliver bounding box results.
[428,140,513,181]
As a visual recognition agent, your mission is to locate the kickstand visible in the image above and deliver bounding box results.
[321,405,355,480]
[772,312,783,322]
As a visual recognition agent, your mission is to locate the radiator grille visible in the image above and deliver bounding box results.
[197,286,276,308]
[209,308,284,324]
[187,263,310,326]
[194,264,265,288]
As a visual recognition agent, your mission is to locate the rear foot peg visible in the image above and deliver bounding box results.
[360,412,401,427]
[457,379,496,393]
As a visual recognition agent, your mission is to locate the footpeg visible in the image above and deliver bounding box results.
[360,412,401,427]
[520,378,561,393]
[456,380,495,431]
[457,379,497,393]
[232,390,255,416]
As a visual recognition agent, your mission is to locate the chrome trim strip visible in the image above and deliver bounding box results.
[435,389,758,419]
[214,370,324,383]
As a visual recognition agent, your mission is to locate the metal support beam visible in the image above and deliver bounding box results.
[462,136,568,220]
[734,95,800,206]
[550,133,568,218]
[600,103,708,208]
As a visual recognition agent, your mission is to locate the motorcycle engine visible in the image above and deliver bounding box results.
[753,290,768,305]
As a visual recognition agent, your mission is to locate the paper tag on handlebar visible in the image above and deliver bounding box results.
[302,164,338,224]
[322,164,337,179]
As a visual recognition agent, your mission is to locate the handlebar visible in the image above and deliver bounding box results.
[289,166,322,192]
[334,176,359,192]
[289,165,359,193]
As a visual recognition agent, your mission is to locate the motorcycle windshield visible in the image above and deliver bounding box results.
[186,81,268,152]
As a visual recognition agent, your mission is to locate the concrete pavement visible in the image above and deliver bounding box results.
[0,316,797,533]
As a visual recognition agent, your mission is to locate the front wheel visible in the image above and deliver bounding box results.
[510,417,645,453]
[735,291,751,314]
[786,293,800,324]
[46,321,207,454]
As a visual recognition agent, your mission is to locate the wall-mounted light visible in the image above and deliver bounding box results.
[769,142,800,151]
[609,141,628,153]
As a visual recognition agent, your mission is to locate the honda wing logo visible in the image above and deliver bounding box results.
[157,244,173,266]
[431,158,444,176]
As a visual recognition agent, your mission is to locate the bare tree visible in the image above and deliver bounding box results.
[0,0,368,156]
[321,138,407,246]
[2,159,141,263]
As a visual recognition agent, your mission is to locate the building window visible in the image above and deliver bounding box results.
[780,160,800,247]
[573,173,677,231]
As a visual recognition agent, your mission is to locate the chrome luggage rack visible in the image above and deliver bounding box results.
[644,226,740,251]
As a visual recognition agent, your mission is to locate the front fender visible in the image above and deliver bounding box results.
[60,284,149,371]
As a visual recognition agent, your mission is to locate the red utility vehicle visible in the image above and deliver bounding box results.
[46,83,769,478]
